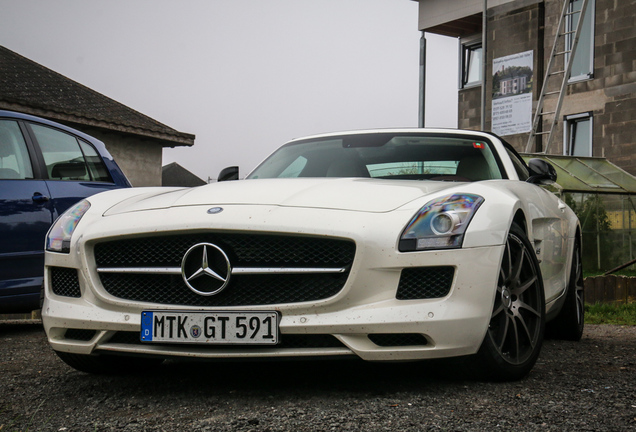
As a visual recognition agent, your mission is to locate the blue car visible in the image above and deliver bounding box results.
[0,110,131,313]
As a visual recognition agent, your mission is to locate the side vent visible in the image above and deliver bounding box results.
[396,267,454,300]
[50,267,81,298]
[368,334,428,347]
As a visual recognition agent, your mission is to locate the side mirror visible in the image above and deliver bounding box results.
[527,159,557,184]
[218,166,239,182]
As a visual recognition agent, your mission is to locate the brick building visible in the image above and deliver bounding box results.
[415,0,636,174]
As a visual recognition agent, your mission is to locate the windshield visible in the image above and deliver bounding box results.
[248,133,505,181]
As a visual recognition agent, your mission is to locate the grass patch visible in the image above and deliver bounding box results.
[585,303,636,325]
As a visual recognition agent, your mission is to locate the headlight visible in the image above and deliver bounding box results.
[46,200,91,253]
[399,194,484,252]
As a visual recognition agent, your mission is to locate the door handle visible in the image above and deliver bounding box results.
[32,192,50,203]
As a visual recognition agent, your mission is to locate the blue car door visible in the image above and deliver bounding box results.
[27,122,122,219]
[0,119,53,310]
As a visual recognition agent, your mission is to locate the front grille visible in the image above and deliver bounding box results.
[50,267,81,298]
[396,266,454,300]
[368,333,428,347]
[99,272,348,306]
[94,233,355,306]
[94,233,354,268]
[108,331,346,349]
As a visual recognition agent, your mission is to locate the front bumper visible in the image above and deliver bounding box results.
[42,243,504,362]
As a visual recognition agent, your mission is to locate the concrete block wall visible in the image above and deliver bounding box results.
[455,0,636,174]
[79,127,164,187]
[580,0,636,174]
[488,2,543,152]
[546,0,636,173]
[458,87,482,130]
[458,2,543,154]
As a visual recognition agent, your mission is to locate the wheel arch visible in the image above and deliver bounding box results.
[512,209,528,235]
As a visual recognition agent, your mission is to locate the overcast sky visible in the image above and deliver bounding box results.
[0,0,457,181]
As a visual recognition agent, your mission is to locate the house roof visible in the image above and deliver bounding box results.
[0,45,194,147]
[162,162,207,187]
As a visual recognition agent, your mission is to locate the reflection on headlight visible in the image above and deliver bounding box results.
[399,194,484,252]
[46,200,91,253]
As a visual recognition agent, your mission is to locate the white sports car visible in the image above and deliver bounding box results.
[42,129,583,381]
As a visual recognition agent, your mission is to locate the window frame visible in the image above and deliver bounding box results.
[567,0,595,83]
[0,119,36,180]
[563,112,593,157]
[248,132,509,181]
[459,35,483,89]
[24,121,114,183]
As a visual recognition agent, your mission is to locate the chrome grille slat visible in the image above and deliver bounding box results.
[96,266,347,275]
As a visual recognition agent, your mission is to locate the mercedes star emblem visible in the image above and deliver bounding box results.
[181,243,231,296]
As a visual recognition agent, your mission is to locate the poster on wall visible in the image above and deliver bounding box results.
[491,50,533,136]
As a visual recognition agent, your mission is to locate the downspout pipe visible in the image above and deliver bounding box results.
[419,32,426,128]
[481,0,487,131]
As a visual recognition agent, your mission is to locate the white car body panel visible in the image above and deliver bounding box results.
[42,129,580,366]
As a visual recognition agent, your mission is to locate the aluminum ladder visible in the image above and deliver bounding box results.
[525,0,590,154]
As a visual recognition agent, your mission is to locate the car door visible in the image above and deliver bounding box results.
[504,147,571,303]
[26,122,122,220]
[0,119,54,309]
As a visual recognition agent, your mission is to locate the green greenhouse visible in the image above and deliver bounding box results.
[522,154,636,275]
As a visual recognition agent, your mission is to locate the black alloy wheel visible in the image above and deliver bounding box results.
[475,223,545,381]
[546,237,585,341]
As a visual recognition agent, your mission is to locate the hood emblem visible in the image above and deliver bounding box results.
[181,243,231,296]
[207,207,223,214]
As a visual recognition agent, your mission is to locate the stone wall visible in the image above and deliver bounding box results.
[79,127,164,187]
[580,0,636,174]
[455,0,636,174]
[542,0,636,171]
[487,1,544,153]
[458,86,482,130]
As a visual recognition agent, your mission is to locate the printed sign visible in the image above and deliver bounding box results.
[492,51,533,136]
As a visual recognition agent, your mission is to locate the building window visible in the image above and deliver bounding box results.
[567,0,595,82]
[564,113,593,157]
[460,36,482,88]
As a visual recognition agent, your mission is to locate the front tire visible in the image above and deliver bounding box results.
[546,237,584,341]
[474,223,545,381]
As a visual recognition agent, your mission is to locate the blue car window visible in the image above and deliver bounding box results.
[31,123,102,181]
[78,140,113,182]
[0,120,34,179]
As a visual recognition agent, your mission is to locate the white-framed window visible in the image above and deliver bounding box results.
[460,35,482,88]
[567,0,595,82]
[564,112,593,157]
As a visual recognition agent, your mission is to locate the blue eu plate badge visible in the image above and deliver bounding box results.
[141,311,154,341]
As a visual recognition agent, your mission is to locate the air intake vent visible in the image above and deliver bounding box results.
[368,333,428,347]
[108,331,346,349]
[396,266,454,300]
[65,329,96,341]
[50,267,81,298]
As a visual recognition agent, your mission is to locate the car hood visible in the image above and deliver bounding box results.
[103,178,465,215]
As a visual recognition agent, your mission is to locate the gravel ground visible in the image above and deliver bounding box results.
[0,322,635,432]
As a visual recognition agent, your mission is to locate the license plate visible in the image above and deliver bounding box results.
[140,311,279,345]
